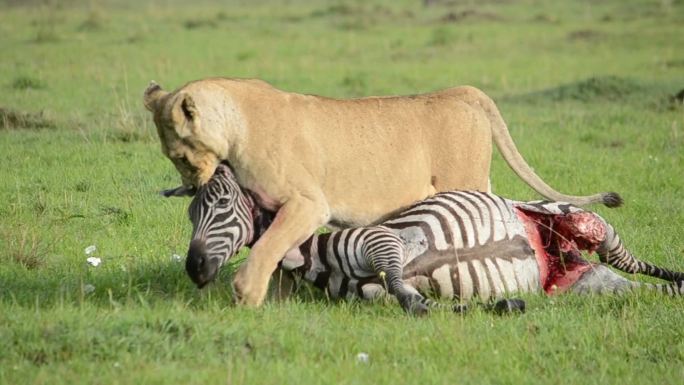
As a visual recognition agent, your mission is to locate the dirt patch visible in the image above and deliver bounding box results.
[439,10,503,23]
[504,76,681,111]
[424,0,513,6]
[567,29,605,41]
[310,4,359,18]
[519,76,645,103]
[531,13,559,23]
[183,10,238,30]
[77,9,105,32]
[0,107,55,129]
[307,4,413,30]
[184,18,218,30]
[340,73,368,96]
[664,59,684,68]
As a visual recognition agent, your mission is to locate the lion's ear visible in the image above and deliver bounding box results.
[180,94,198,122]
[143,81,168,112]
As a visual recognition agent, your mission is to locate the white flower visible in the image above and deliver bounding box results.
[84,284,96,294]
[356,352,369,364]
[171,254,183,263]
[86,257,102,267]
[85,245,97,255]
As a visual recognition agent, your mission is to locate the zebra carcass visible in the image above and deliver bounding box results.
[167,164,684,315]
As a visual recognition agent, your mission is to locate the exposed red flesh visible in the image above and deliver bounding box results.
[515,208,606,295]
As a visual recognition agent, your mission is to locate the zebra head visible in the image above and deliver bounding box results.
[167,163,272,288]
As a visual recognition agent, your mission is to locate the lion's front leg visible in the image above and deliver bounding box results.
[233,195,330,306]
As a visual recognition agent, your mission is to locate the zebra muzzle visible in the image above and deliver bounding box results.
[186,239,220,288]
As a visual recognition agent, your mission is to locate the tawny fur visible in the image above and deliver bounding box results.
[143,77,618,306]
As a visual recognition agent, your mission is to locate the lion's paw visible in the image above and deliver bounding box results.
[232,267,270,307]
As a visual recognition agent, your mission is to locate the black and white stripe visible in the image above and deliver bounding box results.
[184,164,260,286]
[596,221,684,283]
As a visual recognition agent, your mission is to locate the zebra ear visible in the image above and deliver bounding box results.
[160,185,197,197]
[216,162,233,177]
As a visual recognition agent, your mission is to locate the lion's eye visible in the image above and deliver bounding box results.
[175,156,197,171]
[216,197,231,206]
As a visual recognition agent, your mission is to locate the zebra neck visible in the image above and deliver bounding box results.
[247,206,275,248]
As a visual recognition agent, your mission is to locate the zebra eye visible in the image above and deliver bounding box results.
[216,197,231,207]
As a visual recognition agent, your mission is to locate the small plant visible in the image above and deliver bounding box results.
[215,11,231,21]
[35,24,59,43]
[75,181,91,192]
[235,51,255,62]
[12,76,46,90]
[78,8,105,32]
[111,84,154,142]
[0,107,55,130]
[428,27,453,46]
[310,4,357,18]
[33,1,61,44]
[4,228,49,270]
[184,18,218,30]
[340,73,368,96]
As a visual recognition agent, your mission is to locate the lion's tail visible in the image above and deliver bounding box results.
[472,87,622,208]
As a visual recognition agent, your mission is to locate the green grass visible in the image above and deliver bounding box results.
[1,0,683,383]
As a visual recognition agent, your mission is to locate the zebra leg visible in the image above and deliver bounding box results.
[571,265,684,295]
[595,217,684,282]
[490,299,526,315]
[362,228,431,316]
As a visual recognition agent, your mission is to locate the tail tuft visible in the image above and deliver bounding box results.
[602,192,623,208]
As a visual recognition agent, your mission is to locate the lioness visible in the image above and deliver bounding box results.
[143,78,621,306]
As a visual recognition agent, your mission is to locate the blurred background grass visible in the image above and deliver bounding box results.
[0,0,683,384]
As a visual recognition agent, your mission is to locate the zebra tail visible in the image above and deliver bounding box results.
[637,280,684,296]
[597,219,684,283]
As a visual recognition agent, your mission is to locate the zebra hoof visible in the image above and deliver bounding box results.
[492,299,526,315]
[452,303,469,314]
[399,296,430,316]
[407,302,430,317]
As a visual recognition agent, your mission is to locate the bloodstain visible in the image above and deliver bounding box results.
[515,208,606,295]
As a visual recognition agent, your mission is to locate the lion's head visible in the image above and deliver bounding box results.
[143,80,235,187]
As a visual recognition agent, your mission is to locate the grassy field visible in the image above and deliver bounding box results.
[1,0,683,383]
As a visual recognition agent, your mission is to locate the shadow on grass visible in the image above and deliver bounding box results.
[0,250,332,310]
[0,256,207,308]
